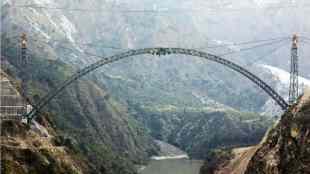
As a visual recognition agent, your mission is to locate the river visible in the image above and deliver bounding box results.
[139,158,203,174]
[139,140,203,174]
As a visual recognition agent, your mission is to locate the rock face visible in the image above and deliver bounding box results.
[1,50,158,173]
[201,89,310,174]
[245,89,310,174]
[1,120,86,174]
[201,146,259,174]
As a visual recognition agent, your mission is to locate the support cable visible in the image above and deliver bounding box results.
[24,48,289,123]
[246,40,289,67]
[219,38,289,56]
[6,4,310,14]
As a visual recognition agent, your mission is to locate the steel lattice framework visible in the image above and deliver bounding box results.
[25,48,289,122]
[289,35,299,104]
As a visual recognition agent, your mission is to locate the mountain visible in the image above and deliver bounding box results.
[130,104,272,159]
[200,88,310,174]
[1,119,86,174]
[245,88,310,174]
[2,0,310,172]
[3,0,310,114]
[0,71,86,174]
[1,49,158,173]
[260,64,310,116]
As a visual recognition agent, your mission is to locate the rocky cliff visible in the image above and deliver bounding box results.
[200,89,310,174]
[245,89,310,174]
[1,70,85,173]
[1,120,87,174]
[1,46,158,173]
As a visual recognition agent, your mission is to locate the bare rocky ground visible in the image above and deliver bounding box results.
[0,71,87,174]
[244,88,310,174]
[1,120,86,174]
[213,146,259,174]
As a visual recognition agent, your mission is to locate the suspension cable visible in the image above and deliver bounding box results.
[4,34,290,56]
[246,40,289,67]
[199,36,290,50]
[3,35,290,69]
[6,3,310,14]
[6,36,289,67]
[2,34,123,50]
[218,38,289,56]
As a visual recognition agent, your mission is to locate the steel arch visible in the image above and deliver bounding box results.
[26,48,289,122]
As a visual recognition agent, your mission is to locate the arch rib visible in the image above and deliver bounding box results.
[26,48,289,122]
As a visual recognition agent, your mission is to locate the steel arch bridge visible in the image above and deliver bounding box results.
[25,47,289,122]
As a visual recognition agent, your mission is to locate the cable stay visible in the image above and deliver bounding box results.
[6,3,310,14]
[2,34,290,123]
[22,47,289,123]
[246,40,289,67]
[199,36,290,50]
[4,35,290,62]
[218,38,289,56]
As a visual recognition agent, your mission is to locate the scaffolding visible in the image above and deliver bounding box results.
[0,74,29,121]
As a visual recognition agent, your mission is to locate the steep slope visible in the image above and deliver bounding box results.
[1,120,85,174]
[3,1,310,172]
[1,45,158,173]
[171,109,269,159]
[199,146,259,174]
[131,104,272,159]
[200,88,310,174]
[3,0,309,114]
[0,72,86,174]
[245,89,310,174]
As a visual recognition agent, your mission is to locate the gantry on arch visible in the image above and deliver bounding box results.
[25,48,289,122]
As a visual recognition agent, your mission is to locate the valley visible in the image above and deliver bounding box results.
[1,0,310,174]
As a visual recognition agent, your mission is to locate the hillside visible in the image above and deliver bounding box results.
[131,104,272,159]
[1,120,85,174]
[1,49,158,173]
[1,71,86,174]
[245,88,310,173]
[200,88,310,174]
[2,0,310,173]
[1,0,285,163]
[3,0,310,115]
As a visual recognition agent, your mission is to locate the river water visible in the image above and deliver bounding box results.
[139,158,203,174]
[139,140,203,174]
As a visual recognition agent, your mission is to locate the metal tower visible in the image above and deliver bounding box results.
[289,34,299,104]
[20,33,27,65]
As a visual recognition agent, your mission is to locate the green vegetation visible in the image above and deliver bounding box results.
[130,104,273,159]
[2,44,157,174]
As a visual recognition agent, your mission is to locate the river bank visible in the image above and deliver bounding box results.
[139,140,203,174]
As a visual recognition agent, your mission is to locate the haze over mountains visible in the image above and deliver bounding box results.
[3,0,310,113]
[1,0,310,173]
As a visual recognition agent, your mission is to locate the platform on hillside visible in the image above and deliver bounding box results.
[0,71,29,121]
